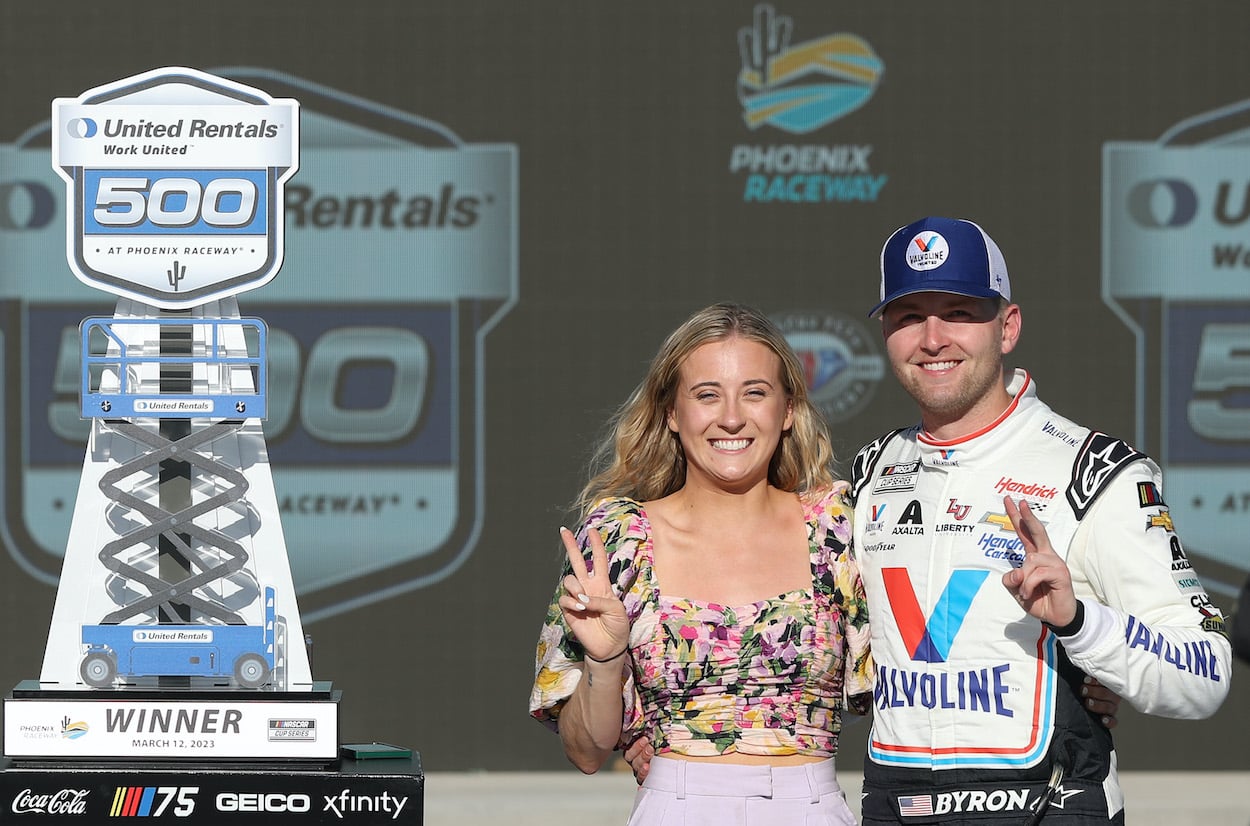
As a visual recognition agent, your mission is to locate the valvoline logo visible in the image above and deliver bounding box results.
[913,233,940,252]
[906,231,949,271]
[882,567,988,663]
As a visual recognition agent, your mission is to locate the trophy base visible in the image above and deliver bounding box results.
[3,680,340,763]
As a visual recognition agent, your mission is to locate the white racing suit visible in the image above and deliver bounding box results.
[850,370,1231,824]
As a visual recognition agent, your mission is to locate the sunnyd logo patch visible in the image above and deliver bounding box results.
[0,68,517,621]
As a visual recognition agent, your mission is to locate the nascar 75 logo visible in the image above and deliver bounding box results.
[110,787,198,817]
[882,568,989,663]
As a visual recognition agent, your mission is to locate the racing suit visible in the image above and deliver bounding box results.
[850,370,1231,824]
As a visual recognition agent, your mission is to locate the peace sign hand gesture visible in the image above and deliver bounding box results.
[1000,496,1080,629]
[559,526,630,663]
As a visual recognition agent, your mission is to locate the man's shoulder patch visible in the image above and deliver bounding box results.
[1066,432,1146,519]
[850,428,907,506]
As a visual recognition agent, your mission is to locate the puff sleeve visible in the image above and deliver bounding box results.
[812,486,874,716]
[529,498,649,744]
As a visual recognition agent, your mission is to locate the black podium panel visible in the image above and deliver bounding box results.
[0,754,422,824]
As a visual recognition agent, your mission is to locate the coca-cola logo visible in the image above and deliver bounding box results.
[12,788,89,815]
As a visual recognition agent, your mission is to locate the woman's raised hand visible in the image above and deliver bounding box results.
[559,526,631,662]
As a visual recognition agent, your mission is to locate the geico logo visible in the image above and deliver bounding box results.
[216,792,311,812]
[284,183,483,229]
[0,181,56,229]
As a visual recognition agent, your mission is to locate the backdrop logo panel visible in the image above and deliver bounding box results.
[1103,100,1250,592]
[0,68,518,621]
[728,3,888,204]
[774,309,884,424]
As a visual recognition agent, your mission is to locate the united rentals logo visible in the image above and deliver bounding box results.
[728,4,888,203]
[0,68,517,620]
[51,68,297,308]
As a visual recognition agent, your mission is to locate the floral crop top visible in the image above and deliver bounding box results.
[529,486,873,758]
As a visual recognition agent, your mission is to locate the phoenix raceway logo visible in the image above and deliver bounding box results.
[0,68,517,621]
[1103,98,1250,598]
[728,4,888,203]
[773,309,885,424]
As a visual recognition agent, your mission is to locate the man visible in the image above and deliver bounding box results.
[849,216,1231,823]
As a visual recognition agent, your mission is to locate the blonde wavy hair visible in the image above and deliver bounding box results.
[574,303,835,516]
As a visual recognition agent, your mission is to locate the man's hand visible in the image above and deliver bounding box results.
[1000,496,1079,628]
[623,737,654,785]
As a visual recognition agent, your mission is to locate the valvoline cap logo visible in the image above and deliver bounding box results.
[905,231,948,271]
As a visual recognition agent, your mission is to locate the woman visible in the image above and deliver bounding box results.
[529,303,872,825]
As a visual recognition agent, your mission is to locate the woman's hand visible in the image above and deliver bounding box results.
[623,736,654,785]
[1000,496,1079,629]
[559,525,630,662]
[1082,676,1121,730]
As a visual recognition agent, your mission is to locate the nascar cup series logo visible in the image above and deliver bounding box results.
[729,4,888,204]
[773,310,885,423]
[1103,100,1250,594]
[0,68,517,620]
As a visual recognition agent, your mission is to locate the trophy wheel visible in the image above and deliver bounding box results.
[80,652,117,688]
[233,653,270,689]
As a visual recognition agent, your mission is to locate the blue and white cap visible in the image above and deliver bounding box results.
[870,216,1011,317]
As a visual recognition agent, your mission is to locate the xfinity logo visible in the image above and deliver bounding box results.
[323,790,409,820]
[11,788,89,815]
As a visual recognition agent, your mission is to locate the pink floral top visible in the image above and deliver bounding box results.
[529,486,873,757]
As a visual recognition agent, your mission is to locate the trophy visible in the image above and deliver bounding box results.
[3,67,338,764]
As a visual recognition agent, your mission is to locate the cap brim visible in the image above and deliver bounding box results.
[868,283,1003,318]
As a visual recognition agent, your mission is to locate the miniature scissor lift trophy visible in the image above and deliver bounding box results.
[3,67,339,765]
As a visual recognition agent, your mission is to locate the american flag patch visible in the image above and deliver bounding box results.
[898,795,933,816]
